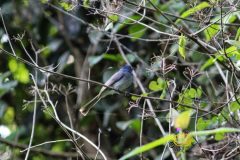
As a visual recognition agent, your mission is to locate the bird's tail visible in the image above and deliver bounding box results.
[79,90,114,116]
[79,91,106,116]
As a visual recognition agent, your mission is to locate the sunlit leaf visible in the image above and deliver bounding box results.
[177,2,211,23]
[8,59,30,84]
[215,132,225,141]
[108,14,119,22]
[149,78,166,91]
[174,133,194,147]
[200,57,216,71]
[178,34,186,59]
[230,101,240,112]
[204,13,237,41]
[3,107,14,124]
[235,27,240,40]
[119,134,175,160]
[174,110,192,129]
[204,24,219,41]
[59,2,74,11]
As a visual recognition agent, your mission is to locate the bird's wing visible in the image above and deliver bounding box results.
[105,71,124,86]
[98,71,124,96]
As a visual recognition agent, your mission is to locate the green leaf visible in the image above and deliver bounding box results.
[188,88,196,98]
[128,24,146,41]
[40,0,48,3]
[178,34,186,59]
[215,132,225,141]
[230,101,240,112]
[204,24,219,41]
[121,128,240,160]
[200,57,216,71]
[204,12,237,41]
[196,87,202,98]
[103,53,123,61]
[59,2,74,11]
[8,59,30,84]
[3,107,15,124]
[116,119,140,133]
[118,15,142,31]
[131,93,148,101]
[108,14,119,22]
[189,128,240,137]
[235,27,240,40]
[83,0,90,7]
[119,134,175,160]
[148,78,166,91]
[197,118,208,130]
[177,2,211,23]
[129,119,141,133]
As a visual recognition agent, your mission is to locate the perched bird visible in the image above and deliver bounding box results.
[80,65,133,115]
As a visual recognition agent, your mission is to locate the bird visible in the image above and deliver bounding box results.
[79,65,133,115]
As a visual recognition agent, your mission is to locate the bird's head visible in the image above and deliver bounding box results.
[120,65,133,73]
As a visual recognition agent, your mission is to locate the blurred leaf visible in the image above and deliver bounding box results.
[230,101,240,112]
[197,117,209,130]
[59,2,74,11]
[177,2,211,23]
[204,24,219,42]
[116,120,133,131]
[148,78,166,91]
[175,133,194,147]
[235,27,240,40]
[88,55,104,67]
[215,132,225,141]
[129,119,141,133]
[8,59,29,84]
[83,0,90,7]
[131,93,148,101]
[0,73,17,98]
[40,0,48,3]
[188,88,197,98]
[6,126,25,141]
[116,119,140,132]
[108,14,119,22]
[128,24,146,41]
[118,15,142,31]
[103,53,123,61]
[174,110,192,129]
[52,143,65,152]
[3,107,14,124]
[204,13,237,41]
[0,100,7,117]
[178,34,186,59]
[119,134,175,160]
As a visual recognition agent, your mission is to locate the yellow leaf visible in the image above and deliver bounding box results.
[174,110,192,129]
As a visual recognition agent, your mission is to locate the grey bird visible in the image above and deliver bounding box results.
[80,65,133,115]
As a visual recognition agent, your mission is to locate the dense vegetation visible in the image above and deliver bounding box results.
[0,0,240,159]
